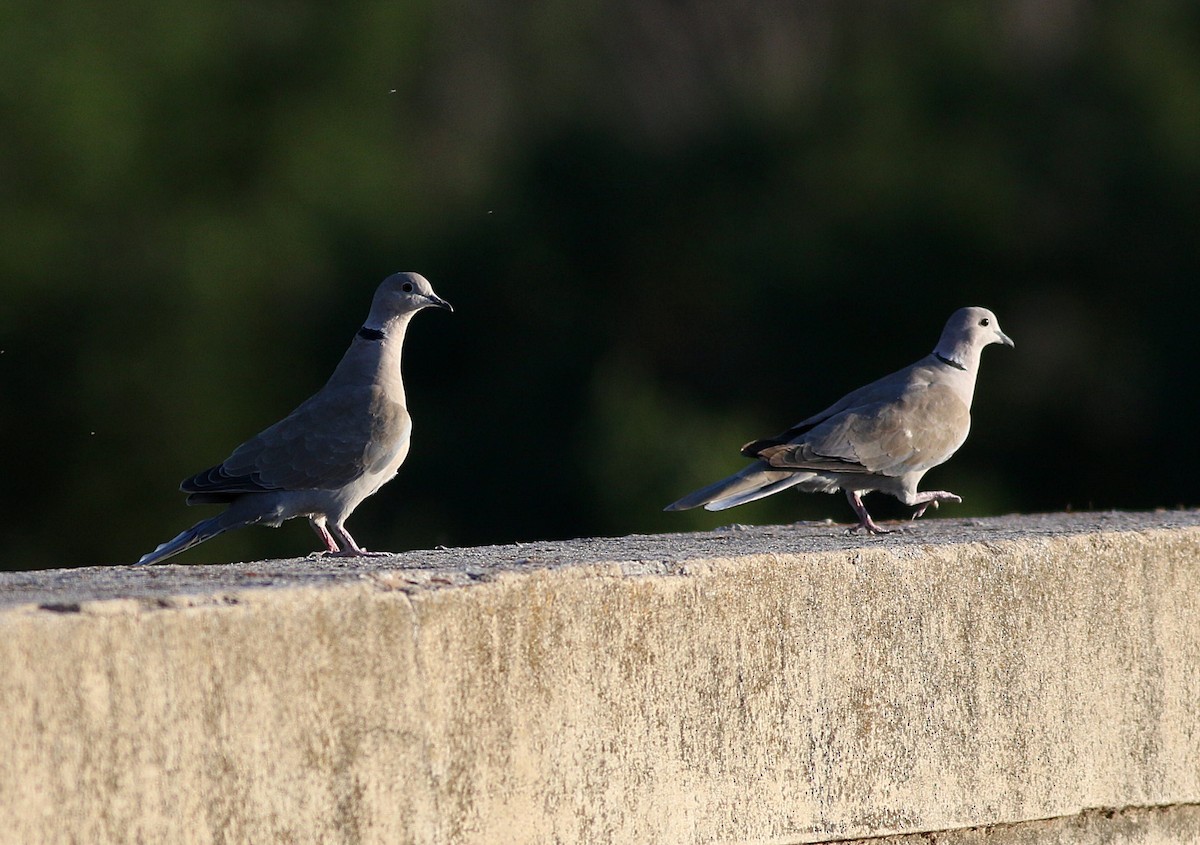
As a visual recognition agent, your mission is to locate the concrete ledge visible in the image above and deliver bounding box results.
[2,511,1199,844]
[841,804,1200,844]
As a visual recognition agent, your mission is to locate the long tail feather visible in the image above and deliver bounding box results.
[135,511,258,566]
[703,474,806,510]
[664,464,803,512]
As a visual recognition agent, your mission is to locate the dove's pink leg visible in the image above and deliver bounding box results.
[309,517,340,553]
[328,522,392,557]
[909,491,963,520]
[845,490,890,534]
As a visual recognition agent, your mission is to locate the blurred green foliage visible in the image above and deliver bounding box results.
[1,1,1197,569]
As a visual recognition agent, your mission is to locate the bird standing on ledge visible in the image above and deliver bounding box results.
[137,272,452,565]
[665,306,1013,533]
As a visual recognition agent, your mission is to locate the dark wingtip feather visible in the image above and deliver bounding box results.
[740,438,773,458]
[180,464,271,496]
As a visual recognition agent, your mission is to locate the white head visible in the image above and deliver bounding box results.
[932,306,1014,372]
[363,272,453,331]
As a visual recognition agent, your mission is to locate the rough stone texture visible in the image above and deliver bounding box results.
[1,511,1198,844]
[841,804,1200,844]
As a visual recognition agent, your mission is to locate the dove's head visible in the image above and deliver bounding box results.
[365,272,453,329]
[933,307,1013,371]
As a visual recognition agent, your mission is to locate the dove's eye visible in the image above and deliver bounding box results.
[401,282,414,293]
[979,317,990,327]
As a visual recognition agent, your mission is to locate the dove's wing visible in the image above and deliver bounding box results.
[752,380,971,478]
[183,385,411,499]
[741,359,931,456]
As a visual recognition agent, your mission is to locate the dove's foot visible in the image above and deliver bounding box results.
[309,548,386,558]
[909,491,963,520]
[846,520,892,535]
[325,548,392,558]
[310,544,391,558]
[844,490,891,534]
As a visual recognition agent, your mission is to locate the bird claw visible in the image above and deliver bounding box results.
[911,492,962,520]
[847,521,892,535]
[323,548,392,558]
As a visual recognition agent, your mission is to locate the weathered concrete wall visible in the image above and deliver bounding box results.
[842,804,1200,844]
[1,511,1198,844]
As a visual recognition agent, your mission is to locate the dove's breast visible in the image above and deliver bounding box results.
[896,382,972,472]
[363,392,411,472]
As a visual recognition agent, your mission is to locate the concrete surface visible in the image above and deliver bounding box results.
[839,804,1200,844]
[1,510,1198,844]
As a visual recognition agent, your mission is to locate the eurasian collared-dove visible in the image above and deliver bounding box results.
[136,272,452,565]
[665,306,1013,533]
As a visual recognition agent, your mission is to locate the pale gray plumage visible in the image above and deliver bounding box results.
[665,306,1013,533]
[136,272,452,565]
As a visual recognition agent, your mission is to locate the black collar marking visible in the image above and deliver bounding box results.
[935,352,967,371]
[358,326,385,341]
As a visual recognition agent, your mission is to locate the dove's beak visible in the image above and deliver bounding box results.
[998,330,1014,348]
[426,294,454,313]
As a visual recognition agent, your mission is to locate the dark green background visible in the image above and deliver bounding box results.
[2,2,1197,570]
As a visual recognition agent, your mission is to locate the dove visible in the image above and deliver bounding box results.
[665,306,1012,533]
[136,272,452,565]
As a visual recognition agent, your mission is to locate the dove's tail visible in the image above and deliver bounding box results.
[664,464,807,512]
[135,510,260,566]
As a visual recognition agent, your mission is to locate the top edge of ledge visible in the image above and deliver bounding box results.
[1,510,1197,613]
